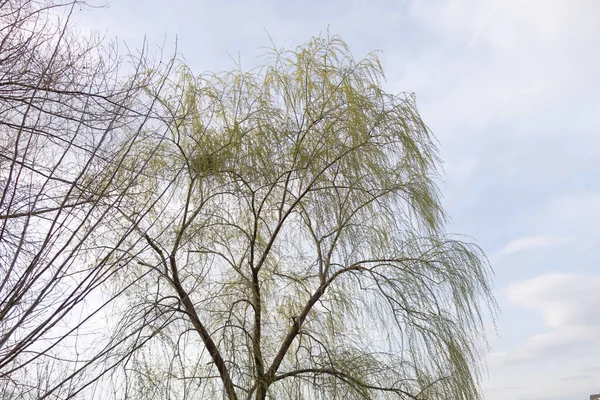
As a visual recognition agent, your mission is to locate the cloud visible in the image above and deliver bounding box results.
[392,0,600,136]
[495,236,568,258]
[483,273,600,399]
[507,273,600,330]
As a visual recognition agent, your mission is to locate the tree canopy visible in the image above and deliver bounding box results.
[0,2,496,399]
[104,35,496,400]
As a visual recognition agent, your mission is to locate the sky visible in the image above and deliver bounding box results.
[73,1,600,399]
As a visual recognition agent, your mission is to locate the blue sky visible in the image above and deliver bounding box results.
[75,1,600,398]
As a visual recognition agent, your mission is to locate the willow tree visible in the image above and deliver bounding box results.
[109,35,496,400]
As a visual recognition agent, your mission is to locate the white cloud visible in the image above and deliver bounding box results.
[507,273,600,331]
[409,0,581,47]
[483,274,600,400]
[495,236,567,259]
[393,0,600,134]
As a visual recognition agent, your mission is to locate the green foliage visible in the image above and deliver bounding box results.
[114,33,496,400]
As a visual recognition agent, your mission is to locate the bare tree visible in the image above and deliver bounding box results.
[102,35,497,400]
[0,1,176,398]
